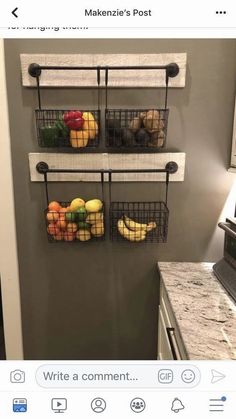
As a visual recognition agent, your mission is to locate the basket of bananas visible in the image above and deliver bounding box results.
[110,202,169,243]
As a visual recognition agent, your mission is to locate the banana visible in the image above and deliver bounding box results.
[124,215,157,233]
[117,219,146,242]
[124,215,148,231]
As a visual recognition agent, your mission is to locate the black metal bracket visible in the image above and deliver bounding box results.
[165,161,178,174]
[28,63,42,78]
[36,161,49,174]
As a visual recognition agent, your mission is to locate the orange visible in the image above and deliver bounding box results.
[64,231,75,241]
[56,220,67,230]
[67,222,77,233]
[47,224,60,235]
[59,207,67,220]
[46,211,59,223]
[48,201,61,212]
[53,231,64,241]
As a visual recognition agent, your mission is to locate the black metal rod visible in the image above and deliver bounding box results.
[36,162,178,175]
[36,75,41,110]
[29,64,179,72]
[39,168,170,174]
[97,67,101,110]
[44,172,49,205]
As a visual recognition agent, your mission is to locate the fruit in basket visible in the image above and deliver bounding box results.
[47,224,60,235]
[48,201,61,212]
[117,219,146,242]
[76,229,91,241]
[135,128,150,146]
[86,212,103,224]
[46,211,59,222]
[70,198,85,211]
[70,130,89,148]
[63,111,84,130]
[58,207,67,220]
[67,222,78,233]
[82,119,98,140]
[77,221,90,229]
[91,222,104,237]
[122,128,136,146]
[124,215,156,232]
[65,212,77,222]
[76,207,87,221]
[64,231,75,241]
[85,199,103,213]
[128,117,142,133]
[53,231,64,241]
[56,220,67,230]
[143,110,160,132]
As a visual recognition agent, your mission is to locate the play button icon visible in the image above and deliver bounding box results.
[211,369,226,384]
[51,398,67,413]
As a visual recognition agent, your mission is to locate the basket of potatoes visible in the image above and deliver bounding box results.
[105,108,169,149]
[36,109,100,149]
[45,198,105,242]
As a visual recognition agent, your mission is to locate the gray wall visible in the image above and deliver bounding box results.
[4,39,236,360]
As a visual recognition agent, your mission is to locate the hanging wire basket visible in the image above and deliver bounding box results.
[36,109,100,149]
[110,201,169,243]
[45,200,105,243]
[29,65,101,150]
[105,108,169,149]
[104,66,171,150]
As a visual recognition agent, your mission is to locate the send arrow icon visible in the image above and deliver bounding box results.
[12,7,18,18]
[211,369,226,384]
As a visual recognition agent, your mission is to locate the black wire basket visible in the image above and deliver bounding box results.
[36,109,100,149]
[110,202,169,243]
[45,200,105,243]
[105,108,169,149]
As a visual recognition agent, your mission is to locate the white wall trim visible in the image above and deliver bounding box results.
[0,40,24,359]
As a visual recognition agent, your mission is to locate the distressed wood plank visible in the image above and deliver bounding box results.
[29,152,186,182]
[21,53,187,88]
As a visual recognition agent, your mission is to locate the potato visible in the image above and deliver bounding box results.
[122,128,136,146]
[135,128,150,146]
[128,117,142,133]
[139,111,147,120]
[143,110,160,132]
[148,130,165,148]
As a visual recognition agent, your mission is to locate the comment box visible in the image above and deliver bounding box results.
[36,364,200,389]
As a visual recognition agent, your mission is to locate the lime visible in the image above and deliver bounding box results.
[77,221,90,229]
[65,212,76,222]
[76,207,87,221]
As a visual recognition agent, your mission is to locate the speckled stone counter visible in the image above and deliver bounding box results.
[158,262,236,360]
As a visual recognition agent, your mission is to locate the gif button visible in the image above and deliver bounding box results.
[158,369,173,384]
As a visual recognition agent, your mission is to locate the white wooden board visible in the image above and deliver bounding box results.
[29,153,186,182]
[21,53,187,88]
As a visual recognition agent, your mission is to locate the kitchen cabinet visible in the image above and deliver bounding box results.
[158,279,187,360]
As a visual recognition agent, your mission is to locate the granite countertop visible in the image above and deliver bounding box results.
[158,262,236,360]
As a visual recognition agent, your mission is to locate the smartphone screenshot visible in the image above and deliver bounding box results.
[0,0,235,417]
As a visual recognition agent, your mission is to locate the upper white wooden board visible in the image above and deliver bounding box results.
[21,53,187,88]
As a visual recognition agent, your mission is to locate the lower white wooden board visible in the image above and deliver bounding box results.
[29,152,186,182]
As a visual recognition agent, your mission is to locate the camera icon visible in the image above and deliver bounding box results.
[10,370,25,383]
